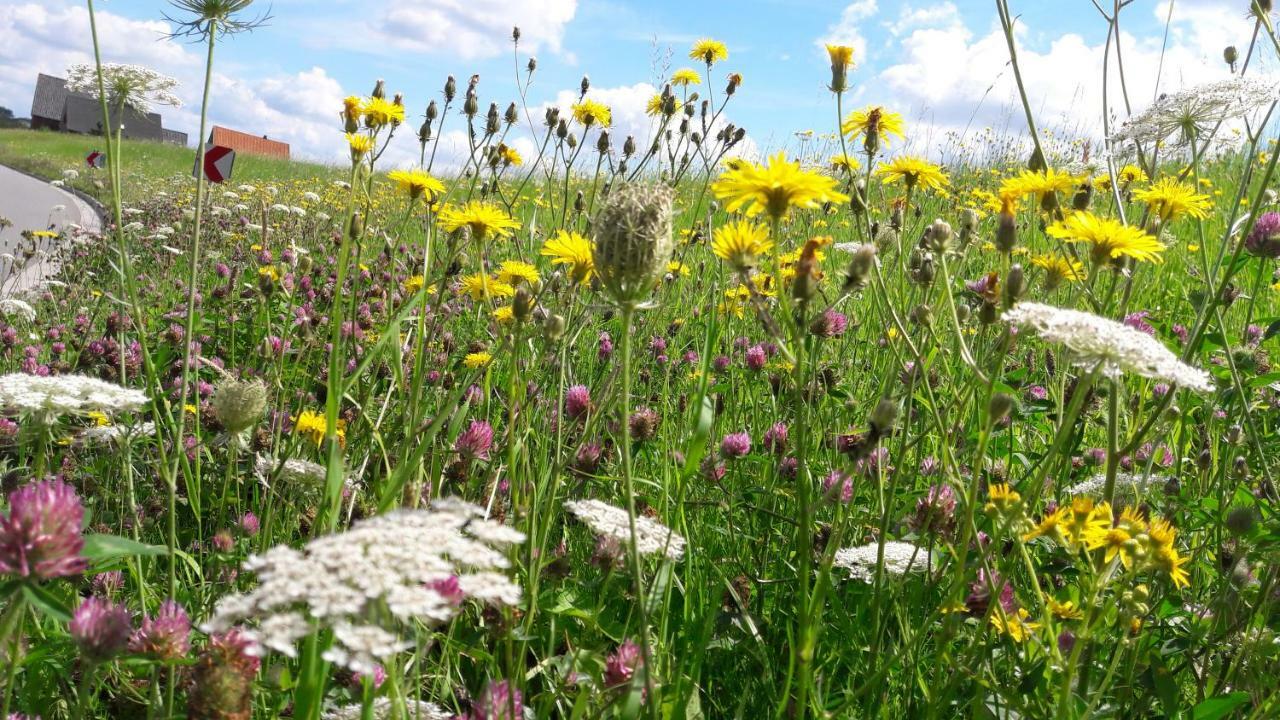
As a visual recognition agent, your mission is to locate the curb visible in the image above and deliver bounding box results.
[0,163,106,295]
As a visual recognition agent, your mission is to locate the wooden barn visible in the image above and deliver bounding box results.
[208,126,290,159]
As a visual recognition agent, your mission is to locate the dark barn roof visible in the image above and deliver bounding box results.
[30,73,68,122]
[63,95,163,141]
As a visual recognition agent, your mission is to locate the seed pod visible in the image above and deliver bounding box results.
[527,56,537,73]
[485,103,500,134]
[545,106,560,128]
[556,119,569,140]
[1225,45,1238,71]
[592,184,675,307]
[212,378,267,434]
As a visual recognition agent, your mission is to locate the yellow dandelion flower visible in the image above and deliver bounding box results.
[498,144,523,166]
[495,260,540,287]
[1030,254,1085,289]
[667,260,690,277]
[401,275,425,294]
[1132,177,1213,223]
[492,305,515,324]
[387,169,445,203]
[826,43,854,68]
[460,274,514,301]
[689,38,728,65]
[541,230,595,284]
[984,483,1023,519]
[999,168,1080,205]
[877,156,949,192]
[87,410,111,427]
[294,409,343,447]
[841,106,906,149]
[463,351,492,369]
[258,265,280,283]
[571,99,612,128]
[990,608,1040,643]
[711,151,849,220]
[346,133,374,160]
[712,219,773,271]
[362,96,405,128]
[439,201,521,241]
[829,153,860,172]
[1047,211,1166,264]
[1047,597,1085,621]
[646,93,681,117]
[670,68,702,86]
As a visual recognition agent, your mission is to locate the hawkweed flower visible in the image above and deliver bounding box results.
[999,169,1079,211]
[876,156,949,192]
[712,151,848,221]
[1245,211,1280,258]
[541,230,595,285]
[1133,177,1212,223]
[1003,302,1213,391]
[1030,254,1085,291]
[455,420,494,461]
[70,597,132,662]
[463,352,493,369]
[592,184,675,307]
[564,499,685,560]
[387,169,445,203]
[129,599,191,660]
[1046,211,1165,264]
[711,219,772,271]
[345,133,374,162]
[689,38,728,65]
[0,479,88,580]
[293,409,343,447]
[361,96,405,129]
[571,99,612,128]
[670,68,702,86]
[833,540,930,582]
[204,499,524,671]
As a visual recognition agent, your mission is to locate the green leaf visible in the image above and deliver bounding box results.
[22,583,72,623]
[1192,692,1251,720]
[81,533,169,561]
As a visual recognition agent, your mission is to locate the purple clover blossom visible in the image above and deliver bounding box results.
[565,385,592,421]
[822,470,853,503]
[810,309,848,338]
[763,422,788,454]
[469,679,523,720]
[0,479,88,580]
[455,420,494,461]
[605,638,645,689]
[129,599,191,660]
[1246,211,1280,258]
[1123,310,1155,336]
[745,344,767,371]
[720,431,751,459]
[70,596,133,662]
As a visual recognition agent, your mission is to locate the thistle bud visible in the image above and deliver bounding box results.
[926,218,953,253]
[955,303,971,324]
[513,285,535,323]
[444,76,456,102]
[212,377,267,435]
[597,130,611,154]
[910,304,932,327]
[566,133,578,149]
[463,92,478,118]
[556,119,569,140]
[869,398,899,437]
[996,207,1017,253]
[623,135,637,157]
[505,102,519,126]
[1003,264,1025,307]
[418,118,432,144]
[592,184,675,307]
[485,103,500,135]
[371,79,386,100]
[543,314,566,343]
[580,75,591,98]
[988,393,1016,423]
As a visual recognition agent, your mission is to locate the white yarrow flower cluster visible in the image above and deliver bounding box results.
[65,62,182,112]
[1110,77,1277,147]
[0,298,36,323]
[0,373,149,424]
[321,699,450,720]
[833,540,931,582]
[564,499,686,561]
[1064,471,1168,498]
[202,498,524,674]
[1003,302,1214,393]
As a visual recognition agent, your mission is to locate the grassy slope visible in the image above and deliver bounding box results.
[0,128,343,203]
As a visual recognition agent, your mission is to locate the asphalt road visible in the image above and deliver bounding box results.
[0,163,100,292]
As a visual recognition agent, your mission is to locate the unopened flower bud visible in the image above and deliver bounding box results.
[597,130,611,154]
[348,212,364,241]
[988,393,1016,423]
[512,26,521,42]
[623,135,636,157]
[505,102,519,126]
[843,243,876,292]
[580,75,591,97]
[927,218,953,253]
[1003,264,1025,307]
[996,210,1017,253]
[527,56,537,73]
[371,79,386,100]
[212,377,267,434]
[463,92,478,118]
[543,314,566,343]
[444,76,456,102]
[592,184,674,307]
[869,398,899,436]
[1224,45,1239,71]
[910,303,932,327]
[513,285,535,322]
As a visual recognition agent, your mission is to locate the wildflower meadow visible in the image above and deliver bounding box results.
[2,0,1280,718]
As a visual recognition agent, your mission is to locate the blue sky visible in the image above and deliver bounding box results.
[0,0,1259,167]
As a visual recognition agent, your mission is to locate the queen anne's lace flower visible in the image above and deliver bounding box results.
[1110,77,1277,147]
[833,540,931,582]
[254,454,327,486]
[564,499,686,561]
[202,499,524,672]
[0,373,149,423]
[65,62,182,112]
[1064,472,1168,498]
[1003,303,1213,393]
[0,299,36,323]
[321,698,450,720]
